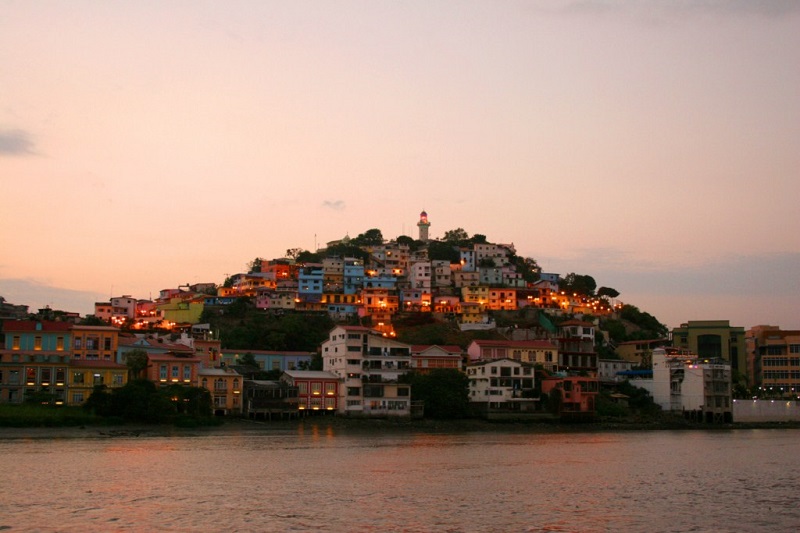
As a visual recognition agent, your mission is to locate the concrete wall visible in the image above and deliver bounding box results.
[733,399,800,422]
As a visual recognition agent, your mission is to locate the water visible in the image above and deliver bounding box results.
[1,424,799,532]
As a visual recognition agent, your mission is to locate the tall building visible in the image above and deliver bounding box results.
[321,325,412,417]
[417,210,430,242]
[671,320,746,378]
[746,325,800,392]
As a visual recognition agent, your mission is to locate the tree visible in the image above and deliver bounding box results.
[443,228,469,245]
[470,233,488,244]
[427,240,461,263]
[296,250,323,263]
[407,369,470,419]
[238,352,259,368]
[286,248,303,261]
[125,349,149,381]
[247,257,263,273]
[352,228,384,246]
[81,315,106,326]
[597,287,620,299]
[559,273,597,296]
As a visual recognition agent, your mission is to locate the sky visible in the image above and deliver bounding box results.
[1,1,799,331]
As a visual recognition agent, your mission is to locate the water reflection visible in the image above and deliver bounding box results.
[1,428,799,531]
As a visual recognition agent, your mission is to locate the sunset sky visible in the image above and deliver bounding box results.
[1,1,798,330]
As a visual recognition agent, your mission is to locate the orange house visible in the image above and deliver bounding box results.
[146,353,201,387]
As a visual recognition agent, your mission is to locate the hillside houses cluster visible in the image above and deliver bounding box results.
[91,212,621,335]
[0,317,605,420]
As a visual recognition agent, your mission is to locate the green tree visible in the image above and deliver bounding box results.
[286,248,303,261]
[296,250,323,263]
[427,241,461,263]
[247,257,263,273]
[559,273,597,296]
[81,315,107,326]
[351,228,384,246]
[407,369,470,419]
[238,352,259,368]
[443,228,469,245]
[597,286,620,299]
[125,349,149,381]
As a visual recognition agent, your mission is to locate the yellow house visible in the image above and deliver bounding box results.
[462,286,489,306]
[199,367,243,415]
[68,359,128,405]
[157,296,205,325]
[71,325,119,362]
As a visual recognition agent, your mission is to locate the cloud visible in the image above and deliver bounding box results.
[0,278,104,316]
[0,129,36,156]
[556,0,800,20]
[322,200,346,211]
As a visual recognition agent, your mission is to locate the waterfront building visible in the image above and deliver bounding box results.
[281,370,340,412]
[321,325,412,417]
[746,325,800,393]
[68,359,127,406]
[71,324,119,362]
[540,373,599,420]
[0,321,72,404]
[636,347,732,423]
[410,345,464,373]
[466,358,537,417]
[146,352,202,387]
[199,367,243,415]
[670,320,746,379]
[242,379,299,420]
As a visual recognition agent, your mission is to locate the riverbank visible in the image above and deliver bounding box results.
[3,415,800,440]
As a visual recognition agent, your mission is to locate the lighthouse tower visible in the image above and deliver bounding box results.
[417,210,431,242]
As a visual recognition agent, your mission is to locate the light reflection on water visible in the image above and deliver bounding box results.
[1,427,799,532]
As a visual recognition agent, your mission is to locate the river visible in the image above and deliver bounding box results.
[1,423,798,532]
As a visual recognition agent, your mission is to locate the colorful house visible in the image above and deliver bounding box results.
[281,370,339,413]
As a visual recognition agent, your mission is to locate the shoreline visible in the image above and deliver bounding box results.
[2,416,800,440]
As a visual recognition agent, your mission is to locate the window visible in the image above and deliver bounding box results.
[183,365,191,381]
[104,337,112,351]
[12,336,20,350]
[171,366,179,378]
[325,382,336,395]
[397,387,409,397]
[56,337,64,351]
[73,392,84,404]
[26,367,36,385]
[74,337,82,350]
[9,370,20,384]
[34,336,42,350]
[93,373,104,385]
[312,383,322,395]
[347,386,360,396]
[113,374,124,385]
[41,368,51,385]
[298,382,308,394]
[160,365,168,380]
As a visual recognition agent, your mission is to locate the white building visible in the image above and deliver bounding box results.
[636,347,732,422]
[321,325,412,417]
[466,358,537,416]
[598,359,635,383]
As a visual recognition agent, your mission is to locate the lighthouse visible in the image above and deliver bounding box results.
[417,210,431,242]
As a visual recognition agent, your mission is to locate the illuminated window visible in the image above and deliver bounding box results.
[56,337,64,351]
[41,368,51,385]
[34,336,42,351]
[12,336,20,350]
[183,365,191,381]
